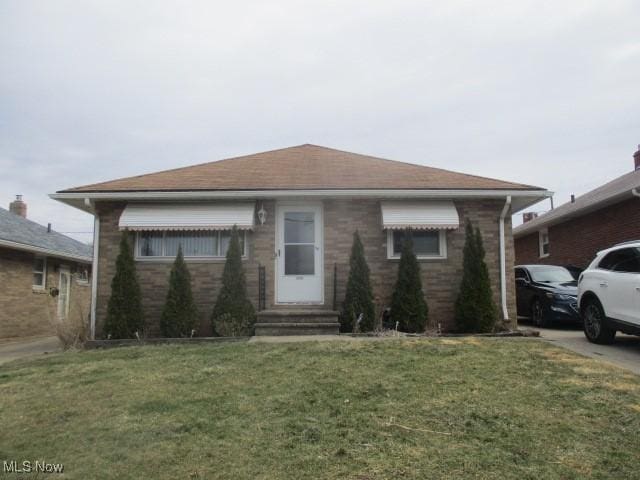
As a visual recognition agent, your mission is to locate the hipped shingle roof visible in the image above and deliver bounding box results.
[60,144,542,193]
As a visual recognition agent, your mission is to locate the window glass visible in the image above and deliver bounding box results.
[220,231,245,256]
[138,230,244,257]
[527,265,574,282]
[284,212,315,244]
[515,268,528,280]
[392,230,441,257]
[138,232,163,256]
[601,247,640,273]
[78,269,89,283]
[165,231,216,257]
[32,257,46,287]
[285,245,315,275]
[539,230,549,256]
[598,252,616,270]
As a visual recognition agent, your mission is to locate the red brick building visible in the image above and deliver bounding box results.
[514,147,640,269]
[52,145,548,337]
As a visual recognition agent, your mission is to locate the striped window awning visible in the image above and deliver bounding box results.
[381,201,460,230]
[118,203,255,231]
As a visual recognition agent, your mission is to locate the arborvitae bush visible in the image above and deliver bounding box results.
[211,226,256,336]
[341,231,375,332]
[390,232,429,333]
[454,221,497,333]
[160,246,198,337]
[104,232,144,339]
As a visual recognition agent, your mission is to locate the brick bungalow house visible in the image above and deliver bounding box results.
[51,145,548,337]
[514,146,640,269]
[0,196,92,339]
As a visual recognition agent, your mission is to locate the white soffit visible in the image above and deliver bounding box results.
[381,201,460,230]
[118,203,255,231]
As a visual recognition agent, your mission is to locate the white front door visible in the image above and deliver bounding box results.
[57,268,71,319]
[276,204,323,303]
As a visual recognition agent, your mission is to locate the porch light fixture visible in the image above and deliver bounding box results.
[257,203,267,225]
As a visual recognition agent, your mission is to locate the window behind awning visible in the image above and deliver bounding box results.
[118,203,255,231]
[381,201,459,230]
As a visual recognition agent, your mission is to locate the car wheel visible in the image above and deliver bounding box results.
[582,298,616,344]
[531,298,549,327]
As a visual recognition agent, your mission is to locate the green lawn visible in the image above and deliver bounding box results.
[1,338,640,479]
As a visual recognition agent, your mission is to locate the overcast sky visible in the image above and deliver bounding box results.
[1,0,639,242]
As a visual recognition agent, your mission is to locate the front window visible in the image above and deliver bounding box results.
[539,229,549,257]
[137,230,246,258]
[528,265,574,283]
[77,268,90,284]
[33,256,46,288]
[388,230,446,259]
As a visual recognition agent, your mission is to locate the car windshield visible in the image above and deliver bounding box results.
[528,266,574,283]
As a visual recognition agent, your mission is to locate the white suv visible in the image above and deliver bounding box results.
[577,241,640,344]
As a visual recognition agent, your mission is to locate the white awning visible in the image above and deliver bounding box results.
[119,203,255,231]
[381,201,459,230]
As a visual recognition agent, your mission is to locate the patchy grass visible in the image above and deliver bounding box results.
[1,338,639,479]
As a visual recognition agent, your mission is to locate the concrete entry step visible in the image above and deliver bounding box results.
[255,310,340,335]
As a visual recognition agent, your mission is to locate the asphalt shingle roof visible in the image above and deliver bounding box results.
[513,168,640,238]
[59,144,544,193]
[0,207,92,261]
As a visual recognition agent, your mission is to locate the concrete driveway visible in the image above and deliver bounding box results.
[0,336,61,366]
[534,325,640,375]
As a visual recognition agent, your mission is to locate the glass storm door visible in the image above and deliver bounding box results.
[276,204,323,303]
[57,268,71,319]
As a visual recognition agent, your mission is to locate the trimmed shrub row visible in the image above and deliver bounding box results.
[340,222,497,333]
[105,221,497,338]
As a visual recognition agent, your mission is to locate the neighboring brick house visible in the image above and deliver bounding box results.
[52,145,548,337]
[514,146,640,269]
[0,196,93,340]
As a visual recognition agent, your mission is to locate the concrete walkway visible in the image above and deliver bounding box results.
[536,326,640,375]
[0,336,61,366]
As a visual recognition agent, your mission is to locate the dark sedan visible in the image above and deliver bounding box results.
[515,265,580,327]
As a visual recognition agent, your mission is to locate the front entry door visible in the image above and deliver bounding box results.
[276,204,323,303]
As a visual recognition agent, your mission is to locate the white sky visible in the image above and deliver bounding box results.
[1,0,639,242]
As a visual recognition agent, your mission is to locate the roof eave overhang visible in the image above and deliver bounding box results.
[50,189,552,215]
[513,189,637,239]
[0,238,93,263]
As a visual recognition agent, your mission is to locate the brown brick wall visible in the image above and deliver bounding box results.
[324,199,516,331]
[514,197,640,269]
[95,202,273,337]
[94,198,516,337]
[0,247,91,340]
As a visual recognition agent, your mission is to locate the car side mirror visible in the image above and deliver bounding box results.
[515,278,529,287]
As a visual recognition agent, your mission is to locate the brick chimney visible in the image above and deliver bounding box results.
[634,144,640,171]
[523,212,538,223]
[9,195,27,218]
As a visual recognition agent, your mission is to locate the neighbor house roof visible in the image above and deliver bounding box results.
[59,144,543,193]
[0,207,92,262]
[513,168,640,238]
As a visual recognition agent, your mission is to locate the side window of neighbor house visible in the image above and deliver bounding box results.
[389,230,446,259]
[77,267,90,284]
[137,230,245,258]
[538,229,549,257]
[33,256,46,288]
